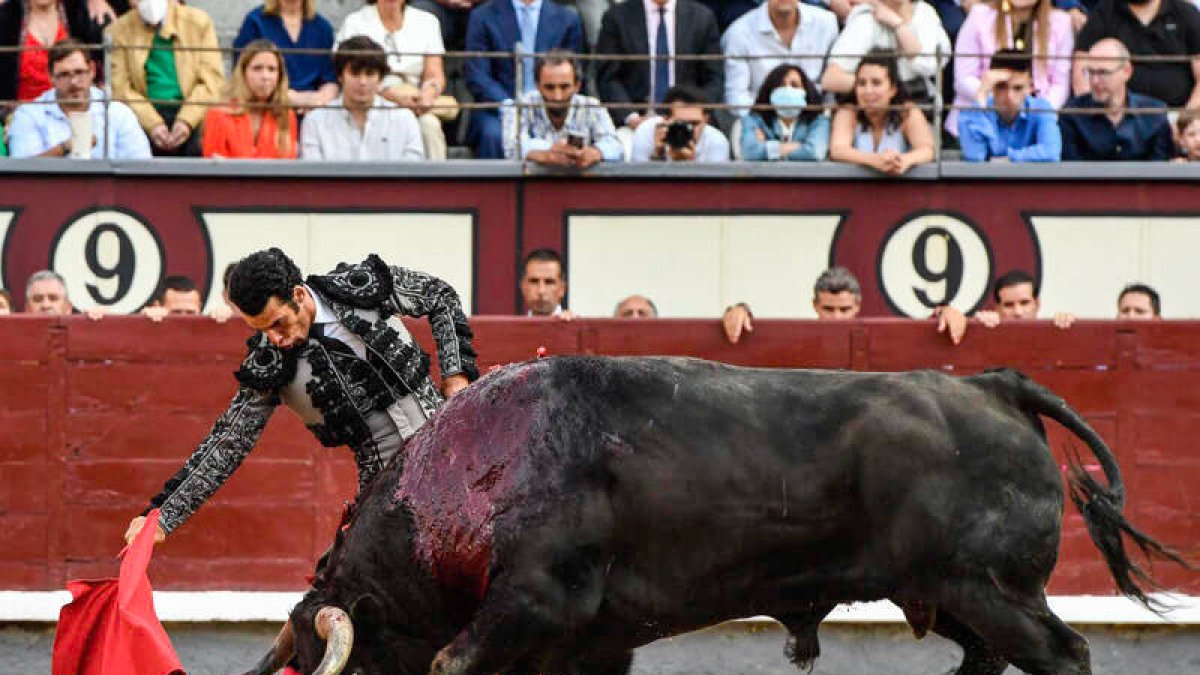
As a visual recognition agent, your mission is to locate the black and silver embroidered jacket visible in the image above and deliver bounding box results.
[147,255,478,534]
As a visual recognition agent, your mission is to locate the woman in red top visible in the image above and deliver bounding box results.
[202,39,297,159]
[0,0,107,113]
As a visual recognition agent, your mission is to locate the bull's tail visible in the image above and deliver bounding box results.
[1007,369,1195,610]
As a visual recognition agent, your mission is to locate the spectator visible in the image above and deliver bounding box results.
[567,0,615,50]
[107,0,224,157]
[1073,0,1200,110]
[1117,282,1161,319]
[823,0,951,109]
[232,1,339,113]
[594,0,723,130]
[976,269,1074,328]
[300,36,425,161]
[695,0,758,33]
[829,50,935,175]
[721,0,838,116]
[741,63,830,161]
[24,269,70,314]
[948,0,1072,137]
[410,0,476,50]
[207,261,241,323]
[1060,38,1173,161]
[1174,108,1200,161]
[142,274,202,321]
[465,0,583,159]
[521,248,573,318]
[0,289,12,315]
[722,266,969,344]
[202,40,297,159]
[337,0,454,160]
[9,38,151,159]
[502,53,622,167]
[631,86,731,161]
[0,0,105,114]
[958,49,1062,162]
[614,294,658,318]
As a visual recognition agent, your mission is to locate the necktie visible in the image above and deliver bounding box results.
[519,4,537,95]
[654,7,670,104]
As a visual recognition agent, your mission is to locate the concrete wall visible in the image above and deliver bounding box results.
[187,0,365,43]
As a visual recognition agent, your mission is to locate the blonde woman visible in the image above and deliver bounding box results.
[948,0,1072,135]
[233,0,339,111]
[337,0,451,160]
[202,39,298,159]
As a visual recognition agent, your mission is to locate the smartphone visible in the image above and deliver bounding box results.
[566,132,587,149]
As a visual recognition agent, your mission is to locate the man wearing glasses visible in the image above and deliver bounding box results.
[1059,38,1173,161]
[8,38,150,159]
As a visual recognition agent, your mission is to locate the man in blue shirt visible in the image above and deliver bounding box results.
[8,39,151,160]
[464,0,583,158]
[959,49,1061,163]
[1060,38,1173,161]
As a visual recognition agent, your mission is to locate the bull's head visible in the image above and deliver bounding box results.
[245,498,466,674]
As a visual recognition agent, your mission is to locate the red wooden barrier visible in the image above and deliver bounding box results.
[1,316,1196,595]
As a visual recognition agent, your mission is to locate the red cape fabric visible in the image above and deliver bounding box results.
[52,509,184,675]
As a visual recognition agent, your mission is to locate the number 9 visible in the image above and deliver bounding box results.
[51,209,163,314]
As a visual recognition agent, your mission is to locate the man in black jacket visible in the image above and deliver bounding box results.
[594,0,723,131]
[123,248,479,543]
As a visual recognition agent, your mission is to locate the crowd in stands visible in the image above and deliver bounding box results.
[0,0,1197,164]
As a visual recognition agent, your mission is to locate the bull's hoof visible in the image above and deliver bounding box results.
[784,635,819,672]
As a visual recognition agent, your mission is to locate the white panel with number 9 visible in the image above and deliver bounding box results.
[51,209,163,314]
[878,213,992,317]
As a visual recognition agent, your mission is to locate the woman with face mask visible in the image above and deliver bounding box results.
[829,49,934,175]
[202,40,297,159]
[741,63,830,161]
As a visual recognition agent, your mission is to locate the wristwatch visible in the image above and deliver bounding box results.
[60,140,71,156]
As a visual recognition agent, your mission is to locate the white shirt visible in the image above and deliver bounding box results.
[644,0,677,87]
[826,3,951,90]
[300,95,426,161]
[8,86,151,160]
[336,5,445,89]
[721,2,839,115]
[307,284,366,358]
[630,115,731,162]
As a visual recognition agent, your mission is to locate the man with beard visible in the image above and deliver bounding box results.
[123,247,478,545]
[8,38,149,159]
[1060,38,1173,161]
[1073,0,1200,110]
[502,52,622,168]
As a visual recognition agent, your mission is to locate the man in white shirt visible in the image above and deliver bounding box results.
[721,0,838,115]
[8,39,151,160]
[301,36,425,161]
[631,86,730,162]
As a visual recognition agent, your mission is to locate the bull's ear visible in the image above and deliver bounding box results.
[349,593,386,625]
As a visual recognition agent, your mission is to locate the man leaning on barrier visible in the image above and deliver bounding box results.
[958,49,1061,163]
[8,38,150,159]
[502,53,621,168]
[107,0,224,157]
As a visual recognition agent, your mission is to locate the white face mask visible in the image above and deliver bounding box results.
[137,0,168,26]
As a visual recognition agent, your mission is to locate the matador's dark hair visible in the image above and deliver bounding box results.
[228,248,302,316]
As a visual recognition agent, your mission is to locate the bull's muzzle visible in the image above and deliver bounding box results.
[241,619,296,675]
[313,606,355,675]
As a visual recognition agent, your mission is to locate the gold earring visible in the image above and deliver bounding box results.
[1002,0,1011,12]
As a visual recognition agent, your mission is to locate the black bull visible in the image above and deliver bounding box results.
[246,356,1191,675]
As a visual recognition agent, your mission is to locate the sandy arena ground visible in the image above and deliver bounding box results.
[2,620,1197,674]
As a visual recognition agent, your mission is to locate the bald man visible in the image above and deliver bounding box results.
[1060,38,1173,161]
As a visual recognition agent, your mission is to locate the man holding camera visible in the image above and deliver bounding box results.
[632,86,731,162]
[501,52,623,168]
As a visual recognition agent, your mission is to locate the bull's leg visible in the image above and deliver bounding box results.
[927,610,1009,675]
[430,496,614,675]
[938,582,1090,675]
[777,603,836,671]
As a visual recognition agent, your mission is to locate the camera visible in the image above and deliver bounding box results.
[664,121,695,150]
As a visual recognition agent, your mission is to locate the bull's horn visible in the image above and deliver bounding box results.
[241,619,296,675]
[312,606,355,675]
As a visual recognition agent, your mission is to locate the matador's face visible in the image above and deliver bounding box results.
[244,286,315,350]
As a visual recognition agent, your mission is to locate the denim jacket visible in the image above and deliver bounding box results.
[741,111,830,161]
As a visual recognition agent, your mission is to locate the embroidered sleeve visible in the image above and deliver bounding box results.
[388,265,479,382]
[146,386,279,534]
